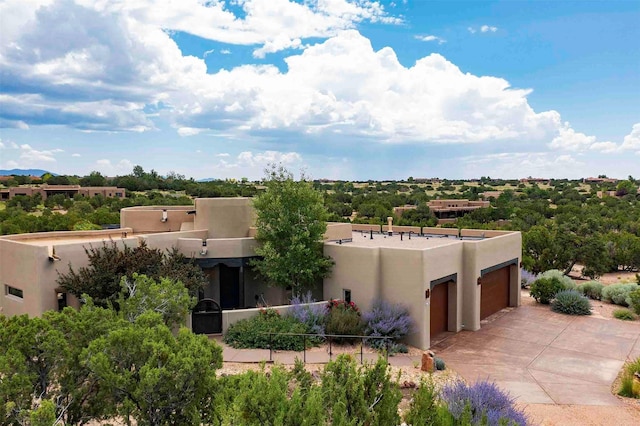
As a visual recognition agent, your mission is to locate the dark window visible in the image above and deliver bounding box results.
[57,292,68,311]
[5,285,23,299]
[343,289,351,303]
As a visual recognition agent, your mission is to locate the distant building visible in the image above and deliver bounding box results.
[480,191,503,200]
[519,178,550,185]
[392,205,418,217]
[427,199,490,219]
[0,184,125,201]
[583,177,618,184]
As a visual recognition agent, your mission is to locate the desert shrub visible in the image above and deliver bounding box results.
[363,299,414,351]
[321,355,402,425]
[434,357,446,371]
[404,376,453,426]
[441,380,528,426]
[577,280,604,300]
[602,283,639,306]
[520,269,537,289]
[628,288,640,315]
[289,291,328,337]
[325,299,363,339]
[224,309,307,350]
[529,277,565,304]
[551,290,592,315]
[618,357,640,398]
[539,269,576,290]
[613,309,635,321]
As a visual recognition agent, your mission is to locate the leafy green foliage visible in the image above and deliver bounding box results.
[529,277,565,304]
[404,376,444,426]
[613,309,635,321]
[325,300,364,339]
[577,280,604,300]
[320,355,402,426]
[251,165,334,294]
[629,288,640,315]
[84,312,222,425]
[223,308,308,350]
[539,269,576,290]
[57,241,205,307]
[118,273,196,328]
[618,357,640,398]
[602,283,640,307]
[551,290,592,315]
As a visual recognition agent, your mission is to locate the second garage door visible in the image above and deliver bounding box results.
[480,266,510,320]
[430,281,449,336]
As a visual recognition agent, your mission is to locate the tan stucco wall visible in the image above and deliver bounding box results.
[382,225,421,234]
[141,230,207,251]
[0,236,138,317]
[323,245,381,312]
[422,227,459,236]
[120,205,195,233]
[378,247,426,348]
[177,237,258,259]
[461,232,522,331]
[221,301,326,334]
[323,223,353,241]
[351,224,382,233]
[194,198,255,239]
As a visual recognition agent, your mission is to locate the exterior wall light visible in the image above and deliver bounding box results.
[477,277,482,285]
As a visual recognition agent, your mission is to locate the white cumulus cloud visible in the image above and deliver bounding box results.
[95,158,134,175]
[480,25,498,33]
[415,34,445,44]
[621,123,640,151]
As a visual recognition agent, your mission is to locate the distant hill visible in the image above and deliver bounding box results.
[0,168,56,177]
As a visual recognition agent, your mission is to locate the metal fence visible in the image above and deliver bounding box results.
[264,332,392,364]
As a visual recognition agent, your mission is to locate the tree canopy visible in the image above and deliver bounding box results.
[251,165,334,295]
[57,241,206,307]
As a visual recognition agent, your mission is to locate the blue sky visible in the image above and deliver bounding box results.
[0,0,638,180]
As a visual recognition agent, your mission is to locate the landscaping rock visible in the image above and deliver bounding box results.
[421,350,435,372]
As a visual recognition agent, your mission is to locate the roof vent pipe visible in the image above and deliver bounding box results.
[161,209,168,223]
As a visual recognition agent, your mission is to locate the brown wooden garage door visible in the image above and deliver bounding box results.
[430,282,449,336]
[480,266,510,320]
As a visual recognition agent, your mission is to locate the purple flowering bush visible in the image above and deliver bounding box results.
[520,269,537,289]
[363,299,414,351]
[441,380,528,426]
[290,291,328,337]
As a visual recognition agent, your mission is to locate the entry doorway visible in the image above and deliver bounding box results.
[220,264,240,309]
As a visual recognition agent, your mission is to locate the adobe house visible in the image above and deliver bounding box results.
[0,198,521,349]
[0,184,126,201]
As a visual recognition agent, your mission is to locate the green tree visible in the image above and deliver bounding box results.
[84,312,221,426]
[80,171,107,187]
[118,273,196,328]
[616,179,638,196]
[57,241,206,307]
[251,165,334,295]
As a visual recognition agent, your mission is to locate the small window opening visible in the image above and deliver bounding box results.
[5,285,23,299]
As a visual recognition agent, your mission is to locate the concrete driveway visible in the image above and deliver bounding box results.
[432,303,640,406]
